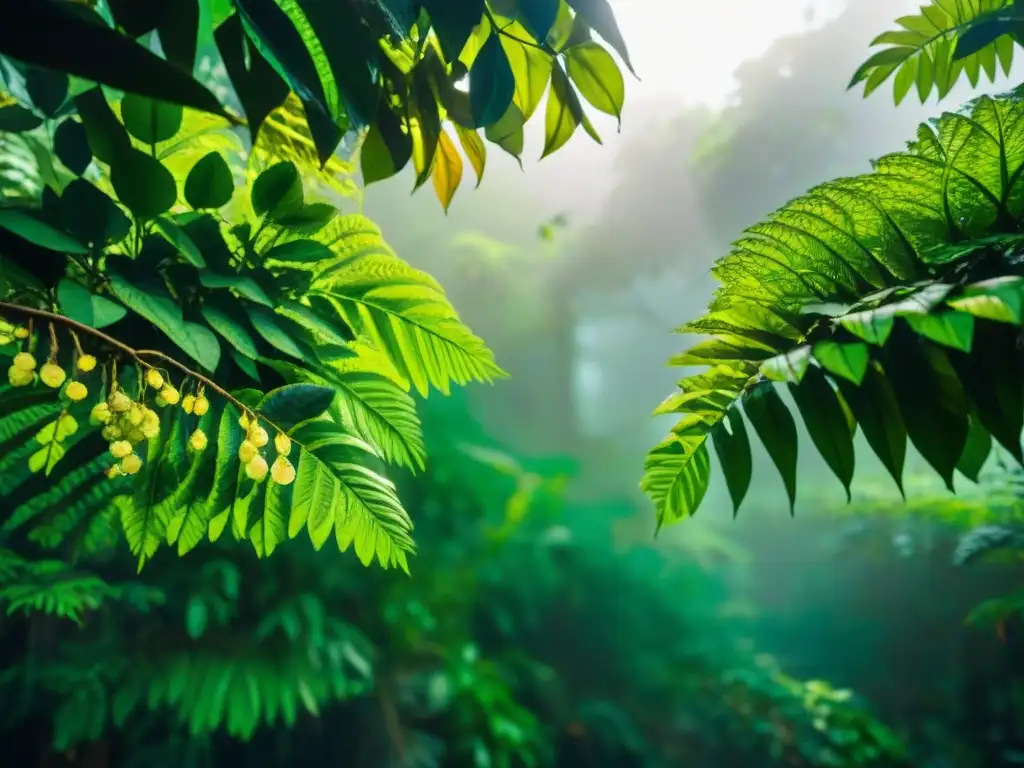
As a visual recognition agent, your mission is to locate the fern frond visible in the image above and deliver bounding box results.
[248,93,359,199]
[643,91,1024,525]
[276,215,507,396]
[120,388,415,570]
[0,552,119,624]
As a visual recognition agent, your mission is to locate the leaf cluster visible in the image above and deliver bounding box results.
[0,0,631,213]
[642,91,1024,526]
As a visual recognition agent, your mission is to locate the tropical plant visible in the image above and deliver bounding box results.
[2,0,629,210]
[641,3,1024,528]
[0,0,632,574]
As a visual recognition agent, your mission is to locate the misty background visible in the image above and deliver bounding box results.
[357,2,1024,762]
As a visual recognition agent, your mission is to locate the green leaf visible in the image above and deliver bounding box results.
[956,415,991,483]
[0,3,229,119]
[0,105,43,133]
[57,279,127,330]
[58,179,131,247]
[214,14,289,141]
[24,67,68,117]
[838,310,894,345]
[641,436,711,528]
[516,0,559,41]
[110,149,178,219]
[469,32,516,128]
[541,62,581,158]
[201,303,260,359]
[812,341,869,385]
[760,346,811,383]
[153,217,205,268]
[120,94,184,144]
[948,276,1024,324]
[743,384,798,513]
[835,366,906,496]
[247,306,304,359]
[257,384,335,431]
[565,0,634,73]
[108,272,222,371]
[251,161,303,219]
[710,407,751,516]
[904,311,974,352]
[198,272,273,307]
[309,223,505,396]
[789,366,855,501]
[184,151,234,209]
[882,336,968,492]
[263,239,334,265]
[421,0,485,63]
[53,118,93,175]
[0,209,87,254]
[564,41,624,124]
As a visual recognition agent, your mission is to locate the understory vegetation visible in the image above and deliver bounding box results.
[3,0,1024,766]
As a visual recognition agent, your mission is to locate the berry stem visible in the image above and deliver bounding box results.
[0,301,290,439]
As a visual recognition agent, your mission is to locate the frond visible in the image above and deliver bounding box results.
[249,94,360,200]
[274,215,507,396]
[121,389,415,571]
[850,0,1015,104]
[643,91,1024,525]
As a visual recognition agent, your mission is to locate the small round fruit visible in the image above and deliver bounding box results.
[189,428,208,452]
[105,465,123,479]
[77,354,97,372]
[141,421,160,440]
[154,393,167,407]
[90,402,112,425]
[121,453,143,474]
[248,425,269,448]
[8,366,33,387]
[101,425,122,441]
[238,439,257,464]
[128,404,144,426]
[13,352,36,371]
[193,395,209,416]
[109,440,132,459]
[127,426,145,443]
[13,327,29,340]
[271,455,296,485]
[146,369,164,389]
[238,412,251,429]
[160,386,180,405]
[181,393,196,414]
[65,381,88,401]
[109,391,131,412]
[274,432,291,456]
[245,454,269,482]
[39,362,66,388]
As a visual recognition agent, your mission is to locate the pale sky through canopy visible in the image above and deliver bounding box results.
[610,0,846,105]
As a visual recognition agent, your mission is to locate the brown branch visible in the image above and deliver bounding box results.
[0,301,292,438]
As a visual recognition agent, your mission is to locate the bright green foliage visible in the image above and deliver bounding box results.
[0,77,500,571]
[850,0,1017,104]
[0,0,631,212]
[642,91,1024,526]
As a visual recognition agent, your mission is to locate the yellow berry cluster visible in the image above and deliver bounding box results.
[7,344,96,402]
[237,411,296,485]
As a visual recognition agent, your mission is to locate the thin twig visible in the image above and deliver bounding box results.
[0,300,276,432]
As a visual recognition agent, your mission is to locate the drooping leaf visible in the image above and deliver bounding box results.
[789,366,855,501]
[109,149,178,219]
[183,151,234,209]
[710,407,751,516]
[743,384,798,513]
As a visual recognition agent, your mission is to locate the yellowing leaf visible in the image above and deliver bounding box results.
[431,128,463,212]
[455,124,486,187]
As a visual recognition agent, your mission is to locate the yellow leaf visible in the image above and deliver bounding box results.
[455,125,485,187]
[432,129,464,212]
